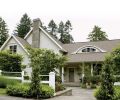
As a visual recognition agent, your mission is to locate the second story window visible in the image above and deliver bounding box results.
[9,45,17,53]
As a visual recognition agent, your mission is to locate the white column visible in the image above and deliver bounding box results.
[0,70,2,75]
[21,71,24,83]
[49,72,55,91]
[62,67,64,83]
[91,63,93,76]
[82,63,85,84]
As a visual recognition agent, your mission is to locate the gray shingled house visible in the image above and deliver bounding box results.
[1,18,120,86]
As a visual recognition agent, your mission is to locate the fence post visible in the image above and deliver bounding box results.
[49,72,55,91]
[0,70,2,75]
[21,71,24,83]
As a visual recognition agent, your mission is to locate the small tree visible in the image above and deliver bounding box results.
[88,25,108,41]
[27,47,67,97]
[95,55,115,100]
[14,13,32,38]
[0,17,8,47]
[0,51,22,72]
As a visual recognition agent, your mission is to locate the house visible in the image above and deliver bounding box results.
[1,18,120,86]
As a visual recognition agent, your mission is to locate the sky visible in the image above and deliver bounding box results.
[0,0,120,42]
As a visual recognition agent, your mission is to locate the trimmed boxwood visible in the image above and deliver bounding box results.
[6,83,54,99]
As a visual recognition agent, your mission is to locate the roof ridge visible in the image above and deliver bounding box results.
[64,38,120,45]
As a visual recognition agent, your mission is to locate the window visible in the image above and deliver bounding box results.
[81,47,96,53]
[9,45,17,53]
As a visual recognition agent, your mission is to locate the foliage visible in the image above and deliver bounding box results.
[14,13,32,38]
[58,21,74,43]
[7,83,30,97]
[27,47,67,75]
[6,83,54,99]
[0,17,8,47]
[55,82,65,92]
[0,76,20,88]
[111,47,120,75]
[0,51,22,72]
[40,84,54,98]
[55,75,62,83]
[48,19,58,39]
[88,25,108,41]
[81,75,101,88]
[95,55,115,100]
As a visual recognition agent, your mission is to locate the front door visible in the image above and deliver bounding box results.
[69,68,74,82]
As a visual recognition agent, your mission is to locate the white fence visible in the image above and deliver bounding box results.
[0,70,55,91]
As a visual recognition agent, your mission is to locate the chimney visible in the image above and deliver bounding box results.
[32,18,42,48]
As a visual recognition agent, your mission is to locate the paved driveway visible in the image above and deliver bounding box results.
[0,87,96,100]
[46,87,96,100]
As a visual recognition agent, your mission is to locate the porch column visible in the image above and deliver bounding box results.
[62,67,64,83]
[82,63,85,83]
[91,63,93,76]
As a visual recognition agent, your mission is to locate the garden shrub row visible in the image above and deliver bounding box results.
[6,83,54,99]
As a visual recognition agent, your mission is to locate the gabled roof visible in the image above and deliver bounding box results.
[24,26,67,52]
[63,39,120,63]
[0,35,30,54]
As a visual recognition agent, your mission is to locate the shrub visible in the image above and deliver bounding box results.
[55,75,62,83]
[0,76,20,88]
[55,82,65,92]
[6,83,54,99]
[0,51,22,72]
[40,85,54,98]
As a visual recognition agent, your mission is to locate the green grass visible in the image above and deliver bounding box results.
[0,88,6,95]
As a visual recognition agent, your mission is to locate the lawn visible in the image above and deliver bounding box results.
[0,88,6,95]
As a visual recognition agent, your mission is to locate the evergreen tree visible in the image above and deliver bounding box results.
[15,13,31,38]
[48,20,57,39]
[95,55,115,100]
[88,25,108,41]
[58,20,74,44]
[0,17,8,47]
[58,21,65,43]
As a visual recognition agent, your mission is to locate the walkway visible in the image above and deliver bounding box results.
[46,87,96,100]
[0,87,96,100]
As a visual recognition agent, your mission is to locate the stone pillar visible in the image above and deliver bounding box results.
[21,71,24,83]
[62,67,64,83]
[49,72,55,91]
[32,18,42,48]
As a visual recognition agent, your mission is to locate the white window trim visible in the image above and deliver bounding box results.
[71,45,106,54]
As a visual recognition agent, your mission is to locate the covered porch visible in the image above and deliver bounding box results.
[61,62,102,86]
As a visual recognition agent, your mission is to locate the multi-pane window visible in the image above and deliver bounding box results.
[82,47,96,53]
[9,45,17,53]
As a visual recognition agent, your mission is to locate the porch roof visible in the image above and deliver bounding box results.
[66,52,106,63]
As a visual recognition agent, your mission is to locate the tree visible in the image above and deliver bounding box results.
[88,25,108,41]
[27,47,67,97]
[0,17,8,47]
[0,50,22,72]
[58,21,74,44]
[48,20,58,39]
[14,13,31,38]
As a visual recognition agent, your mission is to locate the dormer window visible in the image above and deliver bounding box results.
[82,47,96,53]
[72,45,106,54]
[9,45,17,53]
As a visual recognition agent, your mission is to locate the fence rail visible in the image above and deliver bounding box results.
[0,70,55,91]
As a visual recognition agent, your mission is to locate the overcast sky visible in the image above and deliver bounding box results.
[0,0,120,42]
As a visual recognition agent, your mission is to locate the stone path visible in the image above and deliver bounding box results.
[0,87,96,100]
[46,87,96,100]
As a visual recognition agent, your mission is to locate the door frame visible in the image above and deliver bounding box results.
[69,67,75,82]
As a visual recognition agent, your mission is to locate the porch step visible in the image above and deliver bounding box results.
[63,82,80,87]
